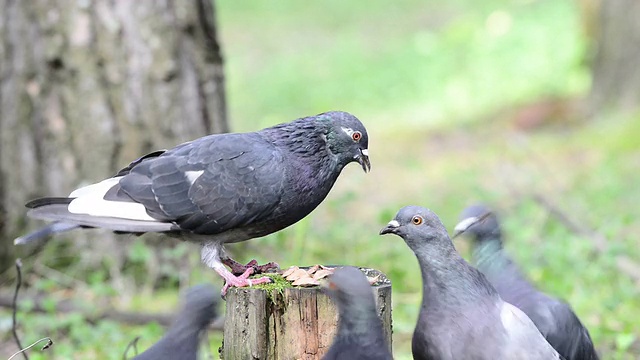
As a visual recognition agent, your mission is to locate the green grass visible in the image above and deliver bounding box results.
[218,0,588,131]
[2,0,639,359]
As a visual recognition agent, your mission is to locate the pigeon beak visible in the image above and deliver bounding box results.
[319,278,339,298]
[379,220,400,235]
[319,278,335,290]
[452,216,478,239]
[451,211,492,239]
[356,148,371,173]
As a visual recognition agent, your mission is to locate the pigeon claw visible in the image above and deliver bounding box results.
[220,267,272,297]
[223,258,280,276]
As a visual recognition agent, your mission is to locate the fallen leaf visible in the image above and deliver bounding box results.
[286,268,308,281]
[292,276,319,286]
[313,269,333,280]
[306,264,320,274]
[282,266,299,277]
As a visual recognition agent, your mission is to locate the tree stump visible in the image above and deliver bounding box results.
[221,267,392,360]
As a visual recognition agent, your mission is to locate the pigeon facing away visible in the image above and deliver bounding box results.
[133,284,218,360]
[456,204,598,360]
[16,111,370,294]
[321,266,392,360]
[380,205,561,360]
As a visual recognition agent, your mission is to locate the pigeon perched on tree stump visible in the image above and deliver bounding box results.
[133,284,218,360]
[321,266,393,360]
[380,205,562,360]
[455,204,599,360]
[16,111,370,295]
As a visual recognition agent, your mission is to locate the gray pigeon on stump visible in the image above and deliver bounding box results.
[321,266,392,360]
[380,205,562,360]
[455,204,598,360]
[15,111,370,295]
[133,284,218,360]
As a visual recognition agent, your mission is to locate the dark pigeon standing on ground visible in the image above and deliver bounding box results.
[455,204,599,360]
[15,111,370,294]
[321,266,392,360]
[133,284,218,360]
[380,205,561,360]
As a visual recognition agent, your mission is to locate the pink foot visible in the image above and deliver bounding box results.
[218,267,272,296]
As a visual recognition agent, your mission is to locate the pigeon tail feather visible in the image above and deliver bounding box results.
[14,222,81,245]
[24,204,175,233]
[25,197,74,209]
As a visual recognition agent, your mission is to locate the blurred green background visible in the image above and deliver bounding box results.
[2,0,639,359]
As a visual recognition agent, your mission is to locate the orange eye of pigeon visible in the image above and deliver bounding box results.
[351,131,362,142]
[412,215,423,225]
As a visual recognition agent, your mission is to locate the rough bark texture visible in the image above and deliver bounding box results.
[588,0,640,114]
[0,0,227,272]
[222,269,393,360]
[0,0,9,273]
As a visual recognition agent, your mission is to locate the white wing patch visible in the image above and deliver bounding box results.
[185,170,204,184]
[68,177,158,222]
[69,177,120,197]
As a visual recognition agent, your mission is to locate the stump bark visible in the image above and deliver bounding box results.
[221,268,392,360]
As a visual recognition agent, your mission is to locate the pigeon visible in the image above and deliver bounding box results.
[15,111,370,294]
[132,284,218,360]
[455,204,598,360]
[380,205,562,360]
[321,266,392,360]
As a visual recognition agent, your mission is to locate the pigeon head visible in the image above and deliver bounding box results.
[379,205,450,251]
[322,266,377,311]
[454,204,501,243]
[322,266,379,331]
[321,111,371,172]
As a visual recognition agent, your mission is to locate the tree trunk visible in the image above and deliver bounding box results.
[588,0,640,114]
[222,268,393,360]
[0,0,227,273]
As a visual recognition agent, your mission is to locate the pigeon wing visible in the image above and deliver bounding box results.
[119,132,285,234]
[500,302,562,359]
[543,300,599,360]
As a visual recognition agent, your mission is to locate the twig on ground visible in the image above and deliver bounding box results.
[533,194,640,285]
[122,336,141,360]
[12,258,26,360]
[495,135,640,285]
[8,338,53,360]
[0,291,225,330]
[32,262,89,291]
[533,194,608,252]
